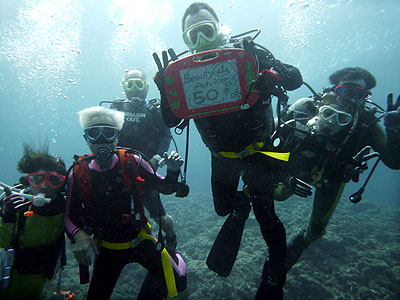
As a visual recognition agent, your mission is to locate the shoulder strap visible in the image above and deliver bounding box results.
[119,149,137,195]
[73,155,93,214]
[118,149,146,219]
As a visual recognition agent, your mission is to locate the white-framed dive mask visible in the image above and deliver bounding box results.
[319,105,353,126]
[311,105,353,136]
[182,21,222,52]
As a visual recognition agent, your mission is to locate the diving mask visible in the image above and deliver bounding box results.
[122,78,149,93]
[334,85,370,102]
[28,172,66,189]
[84,126,119,144]
[319,105,353,126]
[183,22,222,51]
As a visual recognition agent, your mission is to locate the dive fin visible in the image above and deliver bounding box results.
[206,212,247,277]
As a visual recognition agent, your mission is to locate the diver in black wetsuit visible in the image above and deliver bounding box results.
[154,3,303,299]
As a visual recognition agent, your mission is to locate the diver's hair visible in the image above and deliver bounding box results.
[329,67,376,90]
[78,106,125,130]
[182,2,219,31]
[17,142,66,175]
[320,93,358,115]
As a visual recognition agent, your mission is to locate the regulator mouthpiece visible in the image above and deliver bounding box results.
[96,148,113,161]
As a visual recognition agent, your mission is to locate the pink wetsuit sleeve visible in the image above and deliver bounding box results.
[64,171,81,237]
[135,154,165,179]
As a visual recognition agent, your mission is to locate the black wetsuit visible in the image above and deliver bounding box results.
[112,100,171,157]
[160,44,303,297]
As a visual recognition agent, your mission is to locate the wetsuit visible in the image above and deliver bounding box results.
[0,192,65,300]
[160,44,303,297]
[275,97,400,257]
[111,100,172,220]
[65,151,186,300]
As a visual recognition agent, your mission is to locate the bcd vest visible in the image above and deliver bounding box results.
[72,149,148,238]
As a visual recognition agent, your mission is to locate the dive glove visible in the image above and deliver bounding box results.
[0,194,30,223]
[255,68,282,92]
[164,151,184,173]
[384,93,400,129]
[153,51,170,92]
[341,146,379,183]
[153,50,182,127]
[73,230,98,266]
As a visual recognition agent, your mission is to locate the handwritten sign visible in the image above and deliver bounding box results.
[179,59,242,110]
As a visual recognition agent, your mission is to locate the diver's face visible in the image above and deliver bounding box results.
[83,125,119,163]
[314,103,354,136]
[122,77,149,103]
[183,9,222,52]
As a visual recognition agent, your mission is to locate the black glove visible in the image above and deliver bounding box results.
[152,51,182,127]
[255,68,281,92]
[0,194,30,223]
[287,176,313,198]
[152,51,170,92]
[342,146,379,183]
[384,93,400,129]
[241,36,255,51]
[255,69,289,106]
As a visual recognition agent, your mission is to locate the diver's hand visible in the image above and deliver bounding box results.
[0,194,30,223]
[241,36,255,51]
[152,51,182,128]
[287,177,313,198]
[384,93,400,129]
[255,69,281,92]
[152,51,170,92]
[149,154,165,171]
[73,230,98,266]
[342,146,379,183]
[164,151,183,173]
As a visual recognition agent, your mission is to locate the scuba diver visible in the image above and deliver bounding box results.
[0,143,68,300]
[64,106,187,300]
[271,66,400,272]
[153,2,303,299]
[101,69,177,253]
